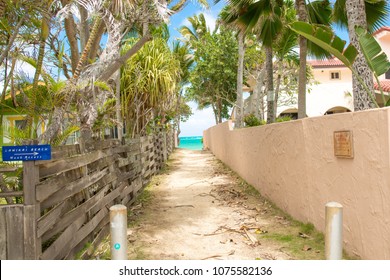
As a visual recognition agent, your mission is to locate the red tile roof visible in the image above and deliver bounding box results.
[374,80,390,92]
[308,58,346,68]
[373,26,390,36]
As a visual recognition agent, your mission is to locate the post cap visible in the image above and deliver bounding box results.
[325,201,343,208]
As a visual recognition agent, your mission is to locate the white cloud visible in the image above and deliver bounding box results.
[180,101,216,137]
[179,10,218,34]
[202,11,217,33]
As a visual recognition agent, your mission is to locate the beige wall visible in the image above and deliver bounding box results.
[376,31,390,58]
[312,67,352,84]
[204,107,390,259]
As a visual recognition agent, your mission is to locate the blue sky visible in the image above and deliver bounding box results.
[170,1,390,137]
[168,1,225,137]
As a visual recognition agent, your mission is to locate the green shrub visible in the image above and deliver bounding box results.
[276,115,292,123]
[243,114,265,127]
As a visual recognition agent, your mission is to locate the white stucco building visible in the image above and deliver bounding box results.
[244,26,390,119]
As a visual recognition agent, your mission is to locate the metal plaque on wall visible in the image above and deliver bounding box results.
[334,130,354,158]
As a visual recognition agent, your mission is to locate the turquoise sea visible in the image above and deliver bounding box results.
[179,136,203,150]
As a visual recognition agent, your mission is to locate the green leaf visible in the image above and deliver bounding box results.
[356,26,390,76]
[290,21,356,68]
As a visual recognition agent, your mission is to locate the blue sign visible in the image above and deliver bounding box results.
[2,145,51,161]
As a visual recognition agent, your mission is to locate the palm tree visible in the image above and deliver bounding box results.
[33,19,50,87]
[273,11,299,115]
[345,0,375,110]
[172,40,194,137]
[333,0,389,110]
[219,4,249,128]
[296,0,308,119]
[219,0,285,123]
[40,0,207,143]
[179,13,211,43]
[295,0,332,119]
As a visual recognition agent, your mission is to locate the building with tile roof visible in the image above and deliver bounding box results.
[243,26,390,119]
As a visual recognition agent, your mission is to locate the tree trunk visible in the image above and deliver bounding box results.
[254,66,266,120]
[296,0,308,119]
[88,22,105,62]
[217,97,223,123]
[33,19,50,87]
[115,70,123,141]
[98,33,153,82]
[39,107,65,143]
[211,103,218,124]
[346,0,376,110]
[61,0,79,73]
[274,60,283,117]
[73,17,104,79]
[78,4,90,51]
[235,30,245,128]
[266,46,275,123]
[0,14,27,66]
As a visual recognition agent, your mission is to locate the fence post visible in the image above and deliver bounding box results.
[110,204,127,260]
[325,202,343,260]
[23,161,41,259]
[162,131,167,162]
[174,130,178,148]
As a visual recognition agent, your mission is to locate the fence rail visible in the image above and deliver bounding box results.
[0,129,175,260]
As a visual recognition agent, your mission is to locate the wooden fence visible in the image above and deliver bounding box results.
[0,129,175,260]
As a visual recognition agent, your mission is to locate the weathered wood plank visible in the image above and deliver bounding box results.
[37,200,71,238]
[120,184,134,200]
[0,167,18,172]
[40,196,85,243]
[24,205,37,259]
[112,145,138,155]
[119,170,137,183]
[35,144,80,165]
[133,178,142,193]
[39,150,104,178]
[41,185,109,242]
[65,235,91,260]
[40,168,109,209]
[0,207,7,260]
[79,219,110,260]
[36,170,83,204]
[118,157,133,168]
[85,140,120,153]
[6,205,24,259]
[41,214,86,260]
[23,162,39,206]
[90,184,124,215]
[0,191,23,198]
[59,208,108,260]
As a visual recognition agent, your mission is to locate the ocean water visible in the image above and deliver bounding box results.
[179,136,203,150]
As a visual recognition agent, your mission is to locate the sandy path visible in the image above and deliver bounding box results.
[126,149,291,260]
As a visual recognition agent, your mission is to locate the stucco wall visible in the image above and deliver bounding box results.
[203,107,390,259]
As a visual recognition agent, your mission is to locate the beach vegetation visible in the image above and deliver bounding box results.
[243,113,262,127]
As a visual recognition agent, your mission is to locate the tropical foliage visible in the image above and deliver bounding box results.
[184,20,238,124]
[121,37,181,137]
[291,22,390,107]
[0,0,205,146]
[0,0,389,149]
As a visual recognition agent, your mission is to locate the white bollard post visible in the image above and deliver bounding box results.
[110,204,128,260]
[325,202,343,260]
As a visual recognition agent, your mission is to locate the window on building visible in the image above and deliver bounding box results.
[14,119,27,130]
[386,69,390,79]
[330,71,340,80]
